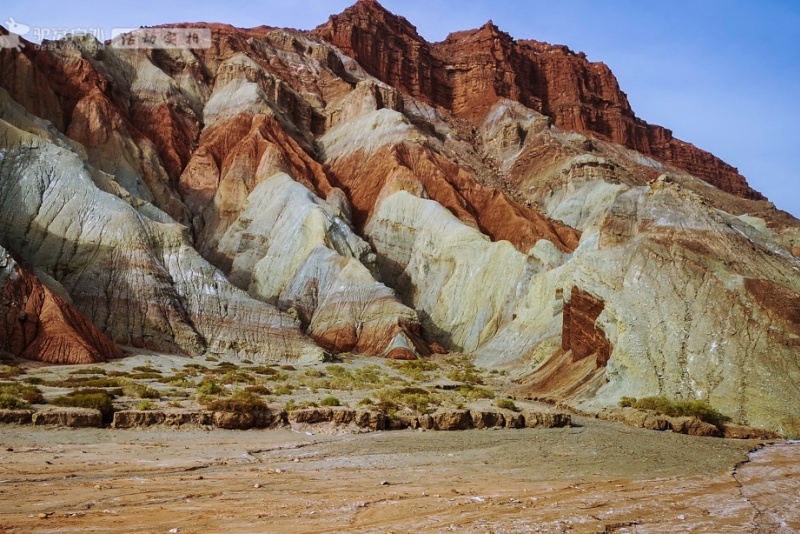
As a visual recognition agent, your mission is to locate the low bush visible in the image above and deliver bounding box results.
[0,383,45,404]
[458,386,495,401]
[495,398,518,412]
[0,393,29,409]
[319,396,341,407]
[123,384,160,399]
[197,380,224,396]
[447,365,484,385]
[201,390,266,413]
[69,366,107,375]
[52,391,115,422]
[245,385,271,395]
[248,366,278,376]
[391,359,440,381]
[0,366,25,379]
[44,376,127,388]
[136,399,155,411]
[619,396,730,426]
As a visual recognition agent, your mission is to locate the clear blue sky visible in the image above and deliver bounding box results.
[4,1,799,217]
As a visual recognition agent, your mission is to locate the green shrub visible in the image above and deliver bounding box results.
[392,359,440,381]
[24,376,44,385]
[248,366,278,376]
[0,366,25,379]
[459,386,495,401]
[0,393,29,409]
[69,366,107,375]
[136,399,155,410]
[52,391,115,421]
[619,396,730,426]
[280,365,296,371]
[273,384,294,396]
[201,390,266,412]
[0,383,45,404]
[320,396,341,407]
[44,376,126,388]
[357,397,373,406]
[197,380,224,396]
[447,366,484,385]
[284,399,298,413]
[245,385,271,395]
[495,399,518,412]
[123,384,160,399]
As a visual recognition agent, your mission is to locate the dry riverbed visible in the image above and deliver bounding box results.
[1,420,798,533]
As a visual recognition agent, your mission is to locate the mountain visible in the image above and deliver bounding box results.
[0,1,799,432]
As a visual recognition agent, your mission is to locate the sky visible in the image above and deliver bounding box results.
[4,1,799,217]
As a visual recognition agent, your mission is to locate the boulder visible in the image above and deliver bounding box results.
[432,410,472,431]
[471,411,505,429]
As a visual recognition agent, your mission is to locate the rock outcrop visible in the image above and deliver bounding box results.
[1,245,121,364]
[313,0,762,200]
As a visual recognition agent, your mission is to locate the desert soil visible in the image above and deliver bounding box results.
[1,417,798,533]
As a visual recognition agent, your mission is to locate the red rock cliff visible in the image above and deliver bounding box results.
[313,0,764,200]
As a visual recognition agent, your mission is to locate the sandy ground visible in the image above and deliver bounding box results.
[1,417,798,533]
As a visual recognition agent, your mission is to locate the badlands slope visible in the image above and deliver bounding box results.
[1,0,799,432]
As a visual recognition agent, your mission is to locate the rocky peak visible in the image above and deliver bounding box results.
[312,3,764,200]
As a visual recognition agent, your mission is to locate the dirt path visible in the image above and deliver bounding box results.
[0,417,796,533]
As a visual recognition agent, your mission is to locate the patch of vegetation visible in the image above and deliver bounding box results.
[107,370,132,377]
[273,384,295,396]
[357,397,373,407]
[326,364,387,391]
[156,373,194,388]
[0,383,45,404]
[219,370,256,385]
[319,396,341,407]
[0,366,25,379]
[390,359,440,381]
[304,369,326,379]
[196,379,224,396]
[374,387,438,414]
[200,390,267,413]
[168,400,183,408]
[205,356,219,362]
[241,359,253,365]
[245,385,270,395]
[495,398,519,412]
[51,391,115,422]
[447,365,484,385]
[123,384,160,399]
[249,365,278,376]
[135,399,155,410]
[284,399,298,413]
[23,376,44,385]
[619,396,730,426]
[69,366,107,375]
[458,385,495,401]
[44,376,127,388]
[0,393,29,409]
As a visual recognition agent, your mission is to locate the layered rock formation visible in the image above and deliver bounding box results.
[0,3,798,433]
[313,0,762,200]
[0,245,121,363]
